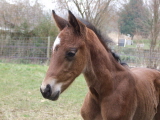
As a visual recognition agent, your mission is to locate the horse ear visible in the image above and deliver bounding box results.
[52,10,69,31]
[68,10,85,34]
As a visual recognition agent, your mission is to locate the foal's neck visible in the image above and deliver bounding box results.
[83,30,126,98]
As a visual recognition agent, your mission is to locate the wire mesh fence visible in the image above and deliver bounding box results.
[113,46,160,70]
[0,36,54,64]
[0,36,160,70]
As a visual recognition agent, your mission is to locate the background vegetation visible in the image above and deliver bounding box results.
[0,0,58,38]
[1,0,160,69]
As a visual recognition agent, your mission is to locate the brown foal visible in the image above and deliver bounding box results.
[40,10,160,120]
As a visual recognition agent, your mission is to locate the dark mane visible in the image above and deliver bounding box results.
[79,19,126,66]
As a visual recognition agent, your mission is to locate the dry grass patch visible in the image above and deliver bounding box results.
[0,63,87,120]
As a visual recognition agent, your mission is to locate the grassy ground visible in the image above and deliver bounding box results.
[0,63,88,120]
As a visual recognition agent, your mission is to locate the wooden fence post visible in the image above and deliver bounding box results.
[47,36,50,65]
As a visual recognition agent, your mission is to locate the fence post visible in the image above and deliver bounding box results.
[47,36,51,65]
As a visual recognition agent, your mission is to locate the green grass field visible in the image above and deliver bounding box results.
[0,63,88,120]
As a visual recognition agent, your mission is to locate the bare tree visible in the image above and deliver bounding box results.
[150,0,160,50]
[147,0,160,68]
[0,0,45,36]
[52,0,118,33]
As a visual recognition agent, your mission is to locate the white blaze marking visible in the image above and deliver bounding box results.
[41,79,63,93]
[53,36,61,51]
[40,79,56,92]
[41,84,47,92]
[54,83,63,93]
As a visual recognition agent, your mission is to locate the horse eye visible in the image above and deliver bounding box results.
[66,49,77,60]
[67,51,76,57]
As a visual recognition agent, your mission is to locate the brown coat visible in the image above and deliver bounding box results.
[40,10,160,120]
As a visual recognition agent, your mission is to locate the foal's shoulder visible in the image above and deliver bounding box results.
[130,67,160,79]
[131,67,159,73]
[130,67,160,86]
[131,68,160,80]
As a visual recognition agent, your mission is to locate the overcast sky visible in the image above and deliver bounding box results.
[33,0,54,10]
[6,0,54,10]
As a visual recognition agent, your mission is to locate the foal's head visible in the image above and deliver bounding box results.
[40,11,88,101]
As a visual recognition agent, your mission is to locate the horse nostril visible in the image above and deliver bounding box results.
[40,84,52,99]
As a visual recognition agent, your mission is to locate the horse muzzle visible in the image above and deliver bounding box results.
[40,84,60,101]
